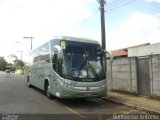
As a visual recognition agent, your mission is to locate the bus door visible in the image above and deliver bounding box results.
[52,53,59,92]
[52,50,63,92]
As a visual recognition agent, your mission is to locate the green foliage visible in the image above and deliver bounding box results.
[0,56,25,71]
[6,63,15,71]
[13,59,25,70]
[0,56,7,71]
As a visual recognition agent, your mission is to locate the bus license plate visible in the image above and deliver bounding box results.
[84,93,92,97]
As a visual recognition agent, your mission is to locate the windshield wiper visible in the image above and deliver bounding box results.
[88,62,99,78]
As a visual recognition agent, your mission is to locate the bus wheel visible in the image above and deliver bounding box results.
[27,76,31,88]
[46,83,52,99]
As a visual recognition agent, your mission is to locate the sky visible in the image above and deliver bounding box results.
[0,0,160,62]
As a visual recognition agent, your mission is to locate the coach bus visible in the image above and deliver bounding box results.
[27,36,107,99]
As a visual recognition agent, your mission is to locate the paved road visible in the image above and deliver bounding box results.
[0,71,146,120]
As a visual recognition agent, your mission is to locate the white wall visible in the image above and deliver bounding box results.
[128,43,160,57]
[107,54,160,97]
[107,57,138,94]
[151,55,160,97]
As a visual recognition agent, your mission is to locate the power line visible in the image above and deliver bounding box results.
[94,0,136,15]
[107,0,131,7]
[106,0,129,11]
[106,0,124,5]
[106,0,137,12]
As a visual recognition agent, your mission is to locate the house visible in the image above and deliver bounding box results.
[106,43,150,59]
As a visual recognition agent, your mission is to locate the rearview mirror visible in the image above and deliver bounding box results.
[53,45,63,59]
[104,50,113,63]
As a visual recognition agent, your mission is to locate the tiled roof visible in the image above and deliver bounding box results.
[106,43,150,58]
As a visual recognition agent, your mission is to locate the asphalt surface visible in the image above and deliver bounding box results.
[0,71,147,120]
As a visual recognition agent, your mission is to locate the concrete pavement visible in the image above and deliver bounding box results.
[103,91,160,114]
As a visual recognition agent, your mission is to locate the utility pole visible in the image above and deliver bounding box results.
[98,0,107,96]
[23,36,34,50]
[98,0,106,50]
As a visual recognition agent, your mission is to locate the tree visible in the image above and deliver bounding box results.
[13,59,25,70]
[0,56,7,71]
[6,63,15,71]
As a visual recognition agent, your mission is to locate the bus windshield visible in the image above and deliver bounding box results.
[61,41,106,81]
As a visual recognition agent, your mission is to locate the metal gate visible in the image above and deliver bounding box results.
[137,57,150,96]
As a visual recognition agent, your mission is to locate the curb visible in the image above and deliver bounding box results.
[102,97,160,114]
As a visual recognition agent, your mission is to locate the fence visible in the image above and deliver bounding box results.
[107,54,160,97]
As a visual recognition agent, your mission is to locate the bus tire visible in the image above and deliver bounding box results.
[27,76,32,88]
[45,81,52,99]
